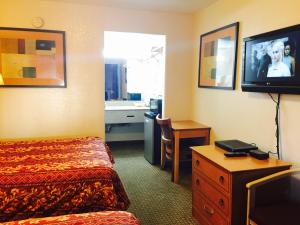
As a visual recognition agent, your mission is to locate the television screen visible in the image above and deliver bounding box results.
[242,24,300,94]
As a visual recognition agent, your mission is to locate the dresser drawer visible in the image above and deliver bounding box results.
[193,152,229,192]
[105,110,145,124]
[193,194,228,225]
[193,172,229,216]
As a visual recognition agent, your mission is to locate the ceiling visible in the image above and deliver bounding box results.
[45,0,218,13]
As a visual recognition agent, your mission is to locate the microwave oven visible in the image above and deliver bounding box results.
[150,98,162,115]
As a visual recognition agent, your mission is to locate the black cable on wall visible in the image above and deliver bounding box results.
[268,93,281,159]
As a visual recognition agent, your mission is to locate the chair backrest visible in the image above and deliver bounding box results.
[156,114,173,143]
[156,114,174,177]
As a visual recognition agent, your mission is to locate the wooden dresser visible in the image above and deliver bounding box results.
[191,145,292,225]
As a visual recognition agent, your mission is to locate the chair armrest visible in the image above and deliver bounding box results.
[246,168,300,190]
[161,136,172,145]
[246,168,299,225]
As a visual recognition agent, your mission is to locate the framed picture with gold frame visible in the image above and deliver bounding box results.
[198,22,239,90]
[0,27,66,87]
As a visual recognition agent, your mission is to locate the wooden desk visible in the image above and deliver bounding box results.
[191,145,292,225]
[171,120,211,184]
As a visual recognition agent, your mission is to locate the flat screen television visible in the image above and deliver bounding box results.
[242,24,300,94]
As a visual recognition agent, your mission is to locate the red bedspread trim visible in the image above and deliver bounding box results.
[0,211,140,225]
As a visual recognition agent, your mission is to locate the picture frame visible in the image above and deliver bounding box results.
[198,22,239,90]
[0,27,66,88]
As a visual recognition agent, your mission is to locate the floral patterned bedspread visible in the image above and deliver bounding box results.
[0,211,140,225]
[0,137,129,222]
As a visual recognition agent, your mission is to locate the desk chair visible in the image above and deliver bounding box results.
[156,114,192,181]
[246,168,300,225]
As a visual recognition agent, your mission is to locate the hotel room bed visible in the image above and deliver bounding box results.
[0,211,140,225]
[0,137,130,222]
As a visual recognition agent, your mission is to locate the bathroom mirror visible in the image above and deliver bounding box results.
[104,31,165,102]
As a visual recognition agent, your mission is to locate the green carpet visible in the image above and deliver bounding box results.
[109,141,198,225]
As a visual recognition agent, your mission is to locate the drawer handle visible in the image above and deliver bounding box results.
[218,198,224,207]
[196,160,200,166]
[203,204,214,216]
[219,176,224,184]
[196,179,200,186]
[126,115,135,117]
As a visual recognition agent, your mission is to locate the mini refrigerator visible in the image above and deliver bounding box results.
[144,99,162,164]
[144,111,161,164]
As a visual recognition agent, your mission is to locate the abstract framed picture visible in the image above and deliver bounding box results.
[198,22,239,90]
[0,27,66,87]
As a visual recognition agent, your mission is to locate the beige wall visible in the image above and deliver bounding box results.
[192,0,300,164]
[0,0,193,139]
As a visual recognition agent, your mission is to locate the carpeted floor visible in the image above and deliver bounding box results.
[109,141,199,225]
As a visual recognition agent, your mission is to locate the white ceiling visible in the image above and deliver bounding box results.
[46,0,218,13]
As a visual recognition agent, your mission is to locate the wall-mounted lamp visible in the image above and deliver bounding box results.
[0,73,4,85]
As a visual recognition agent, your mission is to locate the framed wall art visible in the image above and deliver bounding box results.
[0,27,66,87]
[198,22,239,90]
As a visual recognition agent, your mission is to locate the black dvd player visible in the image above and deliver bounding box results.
[249,149,269,160]
[215,139,258,152]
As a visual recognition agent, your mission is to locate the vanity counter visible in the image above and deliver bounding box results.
[105,104,149,142]
[105,106,149,111]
